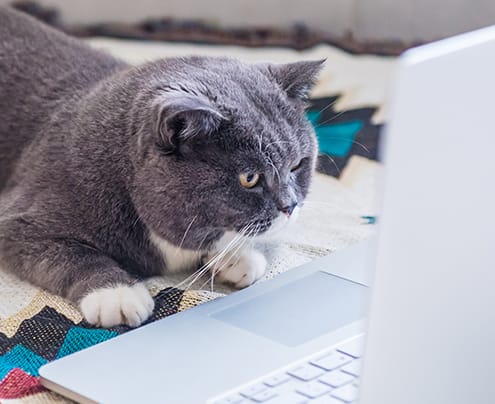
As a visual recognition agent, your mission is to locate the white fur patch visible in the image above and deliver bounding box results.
[257,208,300,240]
[149,231,203,273]
[214,230,240,251]
[205,212,300,288]
[79,283,154,328]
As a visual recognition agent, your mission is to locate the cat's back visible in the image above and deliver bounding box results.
[0,7,126,94]
[0,7,127,191]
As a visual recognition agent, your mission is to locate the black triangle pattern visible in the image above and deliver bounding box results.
[0,287,185,361]
[309,96,382,177]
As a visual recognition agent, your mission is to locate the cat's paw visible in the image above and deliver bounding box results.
[79,283,154,328]
[213,249,267,288]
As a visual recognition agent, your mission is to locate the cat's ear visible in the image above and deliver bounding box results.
[264,60,325,100]
[155,94,225,154]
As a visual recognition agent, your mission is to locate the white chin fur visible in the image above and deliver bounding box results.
[206,208,300,288]
[257,205,300,240]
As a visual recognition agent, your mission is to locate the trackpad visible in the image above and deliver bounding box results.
[211,271,367,346]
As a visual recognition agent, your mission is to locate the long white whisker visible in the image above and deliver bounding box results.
[182,226,252,290]
[319,154,341,174]
[315,99,338,115]
[317,137,371,153]
[263,140,293,150]
[265,155,281,184]
[174,215,198,258]
[199,223,258,291]
[315,110,347,127]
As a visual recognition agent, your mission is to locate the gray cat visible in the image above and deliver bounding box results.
[0,7,322,327]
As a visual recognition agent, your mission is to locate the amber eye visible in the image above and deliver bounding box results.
[239,172,260,189]
[291,160,303,172]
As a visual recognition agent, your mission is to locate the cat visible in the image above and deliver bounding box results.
[0,7,322,327]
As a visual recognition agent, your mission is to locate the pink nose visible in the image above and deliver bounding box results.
[280,203,297,216]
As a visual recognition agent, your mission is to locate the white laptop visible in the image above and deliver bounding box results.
[39,25,495,404]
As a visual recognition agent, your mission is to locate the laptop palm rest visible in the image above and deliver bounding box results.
[39,241,371,403]
[211,271,367,347]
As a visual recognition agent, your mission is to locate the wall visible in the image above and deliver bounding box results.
[2,0,495,42]
[355,0,495,41]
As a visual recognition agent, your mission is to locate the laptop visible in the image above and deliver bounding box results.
[39,25,495,404]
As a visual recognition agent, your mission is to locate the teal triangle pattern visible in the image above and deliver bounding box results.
[56,327,118,359]
[0,345,48,378]
[315,121,363,157]
[306,110,321,126]
[307,110,364,157]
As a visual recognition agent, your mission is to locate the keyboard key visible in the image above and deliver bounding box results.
[295,380,333,398]
[288,363,325,381]
[336,336,365,358]
[264,391,308,403]
[250,389,278,402]
[311,353,353,371]
[264,373,292,387]
[240,383,268,398]
[319,370,355,388]
[331,382,359,403]
[341,359,362,377]
[311,396,347,404]
[270,379,301,395]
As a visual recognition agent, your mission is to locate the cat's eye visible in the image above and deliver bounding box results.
[239,172,260,189]
[291,160,303,172]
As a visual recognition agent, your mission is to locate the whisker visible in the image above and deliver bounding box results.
[164,230,225,290]
[222,223,260,270]
[217,225,254,270]
[174,215,198,258]
[198,223,258,291]
[195,230,211,254]
[314,98,338,115]
[317,138,371,153]
[181,225,252,290]
[266,156,281,185]
[167,236,239,291]
[319,154,341,174]
[314,109,347,128]
[263,140,294,149]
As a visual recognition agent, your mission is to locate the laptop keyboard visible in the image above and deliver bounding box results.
[210,336,364,404]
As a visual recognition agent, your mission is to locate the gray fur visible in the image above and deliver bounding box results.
[0,7,321,303]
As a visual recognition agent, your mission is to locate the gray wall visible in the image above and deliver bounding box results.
[2,0,495,42]
[355,0,495,41]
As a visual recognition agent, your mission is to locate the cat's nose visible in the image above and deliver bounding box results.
[280,203,297,216]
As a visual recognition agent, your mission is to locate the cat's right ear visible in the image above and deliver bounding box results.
[154,94,225,154]
[260,60,325,101]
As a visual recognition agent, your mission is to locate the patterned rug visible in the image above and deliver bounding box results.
[0,37,391,403]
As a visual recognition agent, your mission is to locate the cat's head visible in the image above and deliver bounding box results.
[130,57,323,250]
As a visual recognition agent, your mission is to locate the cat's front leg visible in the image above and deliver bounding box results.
[207,248,267,288]
[0,218,154,327]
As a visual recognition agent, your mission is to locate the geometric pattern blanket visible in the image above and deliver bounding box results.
[0,38,393,402]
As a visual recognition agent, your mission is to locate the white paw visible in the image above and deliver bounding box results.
[212,249,267,288]
[80,283,154,328]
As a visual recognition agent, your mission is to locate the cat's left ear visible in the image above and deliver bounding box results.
[155,94,225,154]
[262,60,325,100]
